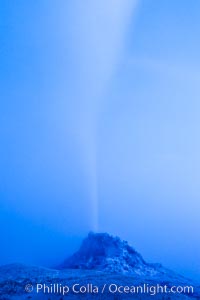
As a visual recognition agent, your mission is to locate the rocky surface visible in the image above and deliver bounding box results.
[0,233,199,299]
[59,232,178,277]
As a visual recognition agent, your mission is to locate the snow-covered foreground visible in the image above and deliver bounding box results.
[1,233,199,299]
[0,263,199,300]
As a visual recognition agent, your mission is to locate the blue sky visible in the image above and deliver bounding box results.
[1,0,200,279]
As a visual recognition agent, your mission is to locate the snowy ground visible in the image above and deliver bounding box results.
[0,263,199,300]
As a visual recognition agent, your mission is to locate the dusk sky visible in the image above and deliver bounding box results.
[0,0,200,280]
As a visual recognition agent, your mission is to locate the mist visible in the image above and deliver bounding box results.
[0,0,137,266]
[1,0,200,280]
